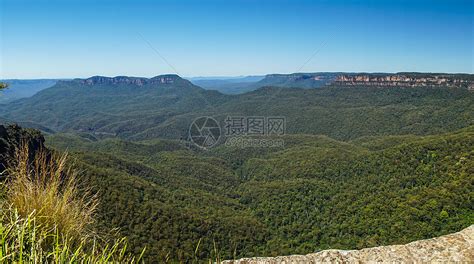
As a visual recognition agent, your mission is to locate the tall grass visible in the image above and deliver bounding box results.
[0,207,145,263]
[0,142,144,262]
[4,142,97,242]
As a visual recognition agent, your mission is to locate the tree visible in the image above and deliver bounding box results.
[0,82,8,91]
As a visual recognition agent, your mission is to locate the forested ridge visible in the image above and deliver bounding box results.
[1,77,473,141]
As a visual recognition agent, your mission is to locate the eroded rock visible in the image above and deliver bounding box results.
[223,225,474,263]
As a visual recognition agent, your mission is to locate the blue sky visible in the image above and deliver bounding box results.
[0,0,472,78]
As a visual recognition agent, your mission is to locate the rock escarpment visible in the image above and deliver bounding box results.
[223,225,474,263]
[76,74,186,86]
[256,72,474,90]
[335,73,473,89]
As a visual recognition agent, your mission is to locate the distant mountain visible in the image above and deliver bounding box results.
[188,75,264,82]
[335,72,474,89]
[0,79,58,103]
[77,74,188,86]
[253,72,474,90]
[190,73,339,94]
[189,75,265,94]
[1,74,472,141]
[0,74,229,138]
[253,72,341,89]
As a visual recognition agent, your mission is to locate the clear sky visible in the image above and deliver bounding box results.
[0,0,472,78]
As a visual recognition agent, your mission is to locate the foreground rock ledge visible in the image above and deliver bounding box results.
[223,225,473,263]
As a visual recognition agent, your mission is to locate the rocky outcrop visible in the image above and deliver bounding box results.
[223,225,474,263]
[76,74,186,86]
[256,72,473,90]
[335,73,473,89]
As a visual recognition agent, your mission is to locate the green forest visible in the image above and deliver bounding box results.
[1,0,473,261]
[1,76,473,262]
[44,126,474,262]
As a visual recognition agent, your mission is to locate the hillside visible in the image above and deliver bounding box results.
[3,0,473,262]
[1,74,473,141]
[193,72,474,93]
[1,73,473,262]
[253,72,340,89]
[0,124,143,262]
[188,73,338,93]
[45,127,474,262]
[0,75,230,138]
[189,76,264,94]
[0,79,58,103]
[0,124,46,172]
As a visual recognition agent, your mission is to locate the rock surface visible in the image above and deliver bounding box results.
[77,74,186,86]
[335,73,473,89]
[223,225,474,263]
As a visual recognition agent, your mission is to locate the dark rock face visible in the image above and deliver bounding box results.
[0,124,46,175]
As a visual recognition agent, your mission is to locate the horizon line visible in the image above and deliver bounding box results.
[2,70,474,81]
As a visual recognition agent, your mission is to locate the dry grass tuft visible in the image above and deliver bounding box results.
[4,141,98,242]
[0,141,145,262]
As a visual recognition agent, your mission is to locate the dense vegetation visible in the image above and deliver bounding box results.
[1,76,473,262]
[1,76,472,141]
[237,128,473,255]
[251,73,340,89]
[46,134,267,262]
[45,126,474,262]
[0,125,142,262]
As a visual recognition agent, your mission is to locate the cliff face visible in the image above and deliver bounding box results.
[223,225,474,263]
[335,73,474,89]
[76,74,186,86]
[255,73,474,90]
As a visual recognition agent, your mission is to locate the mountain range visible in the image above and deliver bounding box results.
[1,74,473,141]
[0,79,58,103]
[0,72,473,262]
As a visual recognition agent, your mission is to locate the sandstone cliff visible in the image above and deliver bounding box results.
[223,225,474,263]
[335,73,473,89]
[76,74,185,86]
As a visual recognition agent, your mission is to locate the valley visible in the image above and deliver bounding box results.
[1,73,472,262]
[42,124,473,261]
[1,1,472,262]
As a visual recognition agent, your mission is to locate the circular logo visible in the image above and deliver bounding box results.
[188,116,221,149]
